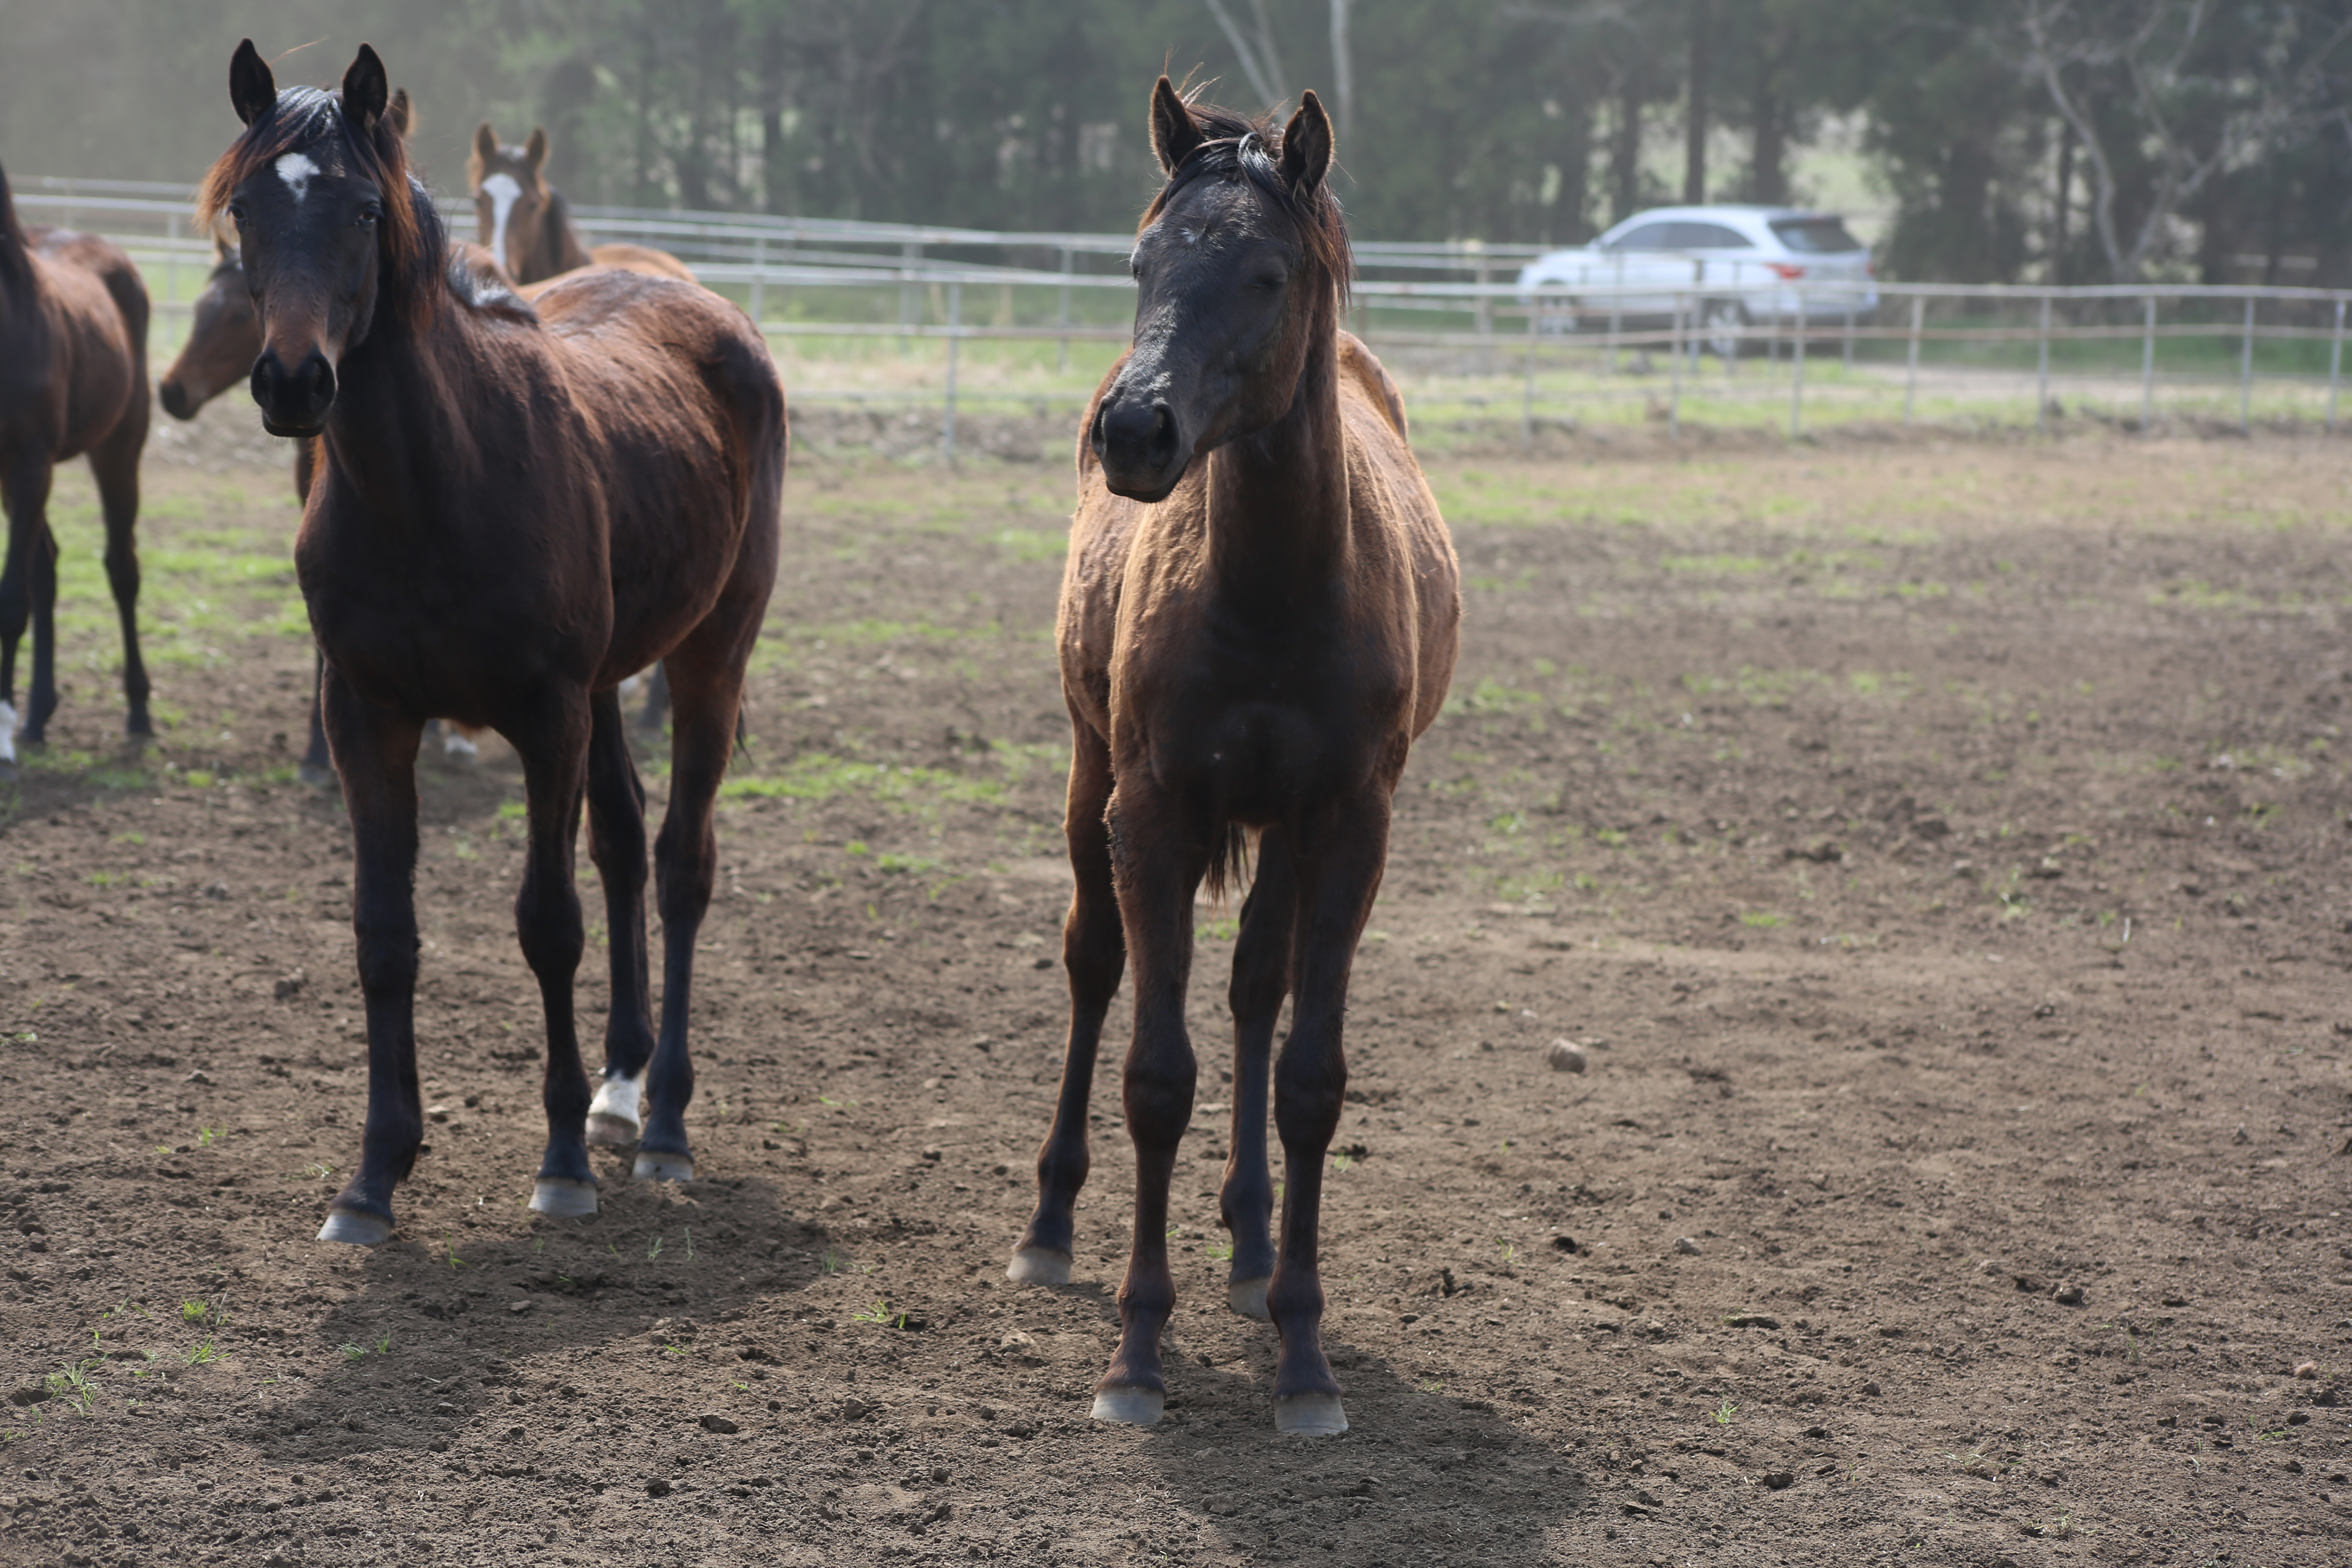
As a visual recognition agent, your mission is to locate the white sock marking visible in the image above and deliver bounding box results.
[480,173,521,276]
[275,151,321,203]
[442,729,479,760]
[0,701,16,764]
[589,1071,645,1130]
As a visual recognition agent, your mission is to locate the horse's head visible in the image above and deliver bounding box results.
[158,225,258,420]
[1091,78,1347,503]
[470,124,550,281]
[200,41,437,438]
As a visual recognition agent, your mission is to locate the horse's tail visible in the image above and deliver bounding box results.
[1202,822,1256,906]
[0,160,31,294]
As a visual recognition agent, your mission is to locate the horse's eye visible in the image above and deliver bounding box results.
[357,204,382,229]
[227,203,248,227]
[1254,273,1287,291]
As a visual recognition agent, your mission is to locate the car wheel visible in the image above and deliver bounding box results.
[1699,298,1748,359]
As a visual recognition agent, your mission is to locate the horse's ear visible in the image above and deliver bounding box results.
[1278,90,1334,198]
[229,38,276,127]
[474,122,499,164]
[525,127,549,173]
[387,88,413,141]
[1149,76,1203,175]
[342,44,389,134]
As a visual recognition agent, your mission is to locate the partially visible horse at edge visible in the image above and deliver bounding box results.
[206,41,786,1245]
[0,159,152,767]
[1007,80,1461,1438]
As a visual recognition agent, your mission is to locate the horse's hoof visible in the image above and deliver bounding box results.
[633,1152,694,1182]
[1007,1246,1072,1285]
[586,1074,644,1146]
[317,1207,393,1246]
[1227,1276,1272,1321]
[529,1178,599,1218]
[442,733,480,764]
[1090,1385,1165,1427]
[297,761,337,790]
[1274,1393,1349,1437]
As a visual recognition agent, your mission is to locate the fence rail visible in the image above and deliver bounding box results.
[20,175,2352,458]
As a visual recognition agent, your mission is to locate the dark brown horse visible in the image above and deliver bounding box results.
[0,160,152,765]
[205,42,786,1245]
[1008,82,1459,1437]
[469,125,696,288]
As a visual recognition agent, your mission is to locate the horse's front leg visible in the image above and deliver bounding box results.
[316,668,425,1245]
[0,452,49,766]
[582,686,656,1152]
[505,689,596,1214]
[1092,788,1206,1427]
[1265,791,1392,1436]
[1221,825,1295,1320]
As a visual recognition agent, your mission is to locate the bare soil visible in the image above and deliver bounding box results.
[5,402,2352,1566]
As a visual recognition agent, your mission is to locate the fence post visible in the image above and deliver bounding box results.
[2239,295,2255,432]
[2140,294,2156,432]
[2035,294,2052,435]
[749,235,764,328]
[1842,304,1854,372]
[164,211,178,318]
[1521,301,1538,449]
[2330,298,2345,433]
[1056,246,1072,374]
[1474,253,1492,376]
[1903,294,1923,425]
[1669,296,1684,439]
[942,282,961,466]
[1788,292,1806,439]
[899,241,921,351]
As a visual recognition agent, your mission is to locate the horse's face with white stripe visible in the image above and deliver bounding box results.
[470,124,548,281]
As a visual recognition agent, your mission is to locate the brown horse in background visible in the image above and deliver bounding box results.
[0,160,152,767]
[206,42,785,1245]
[1008,82,1459,1437]
[470,125,695,288]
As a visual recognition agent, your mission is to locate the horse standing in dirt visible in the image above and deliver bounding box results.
[205,42,786,1243]
[1008,82,1460,1436]
[0,161,153,765]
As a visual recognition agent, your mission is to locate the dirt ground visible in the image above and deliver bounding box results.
[5,401,2352,1567]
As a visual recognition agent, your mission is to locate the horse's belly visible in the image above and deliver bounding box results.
[1154,702,1366,823]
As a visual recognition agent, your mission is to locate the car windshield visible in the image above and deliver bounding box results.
[1769,217,1864,254]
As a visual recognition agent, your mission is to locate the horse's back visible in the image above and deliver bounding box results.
[586,244,698,285]
[532,267,783,448]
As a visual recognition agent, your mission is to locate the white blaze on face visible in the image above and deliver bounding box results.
[480,173,522,275]
[274,151,321,203]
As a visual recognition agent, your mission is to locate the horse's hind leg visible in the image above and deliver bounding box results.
[633,644,744,1182]
[1011,721,1125,1284]
[0,452,52,764]
[505,691,596,1214]
[1221,826,1295,1321]
[300,648,335,787]
[1263,794,1391,1437]
[317,668,426,1244]
[581,687,658,1152]
[89,423,151,738]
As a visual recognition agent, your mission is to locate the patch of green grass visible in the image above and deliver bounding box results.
[851,1298,908,1329]
[1713,1399,1739,1425]
[718,752,1006,820]
[990,527,1068,562]
[1740,911,1784,928]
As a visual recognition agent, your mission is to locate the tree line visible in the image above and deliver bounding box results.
[5,0,2352,283]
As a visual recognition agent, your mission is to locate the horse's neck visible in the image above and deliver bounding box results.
[317,318,477,515]
[1204,325,1350,609]
[535,190,593,278]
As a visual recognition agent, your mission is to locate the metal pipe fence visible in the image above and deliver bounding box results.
[22,176,2352,459]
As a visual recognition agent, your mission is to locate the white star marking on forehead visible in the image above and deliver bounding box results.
[275,151,321,203]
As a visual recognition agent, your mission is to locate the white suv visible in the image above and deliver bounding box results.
[1516,205,1877,354]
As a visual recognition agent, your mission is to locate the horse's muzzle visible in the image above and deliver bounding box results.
[252,348,336,438]
[157,379,196,421]
[1092,395,1188,503]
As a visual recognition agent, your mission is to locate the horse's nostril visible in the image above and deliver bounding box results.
[1147,404,1178,463]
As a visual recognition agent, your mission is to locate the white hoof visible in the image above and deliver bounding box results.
[297,760,337,790]
[317,1207,392,1246]
[586,1073,644,1146]
[1090,1386,1165,1426]
[443,729,480,762]
[529,1178,598,1218]
[1274,1392,1349,1437]
[1007,1246,1072,1285]
[1227,1276,1272,1321]
[634,1151,694,1182]
[0,702,17,765]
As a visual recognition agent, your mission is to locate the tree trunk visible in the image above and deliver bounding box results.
[1750,59,1787,205]
[2053,120,2073,285]
[1684,0,1712,205]
[1555,97,1595,243]
[1611,82,1644,225]
[1329,0,1354,143]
